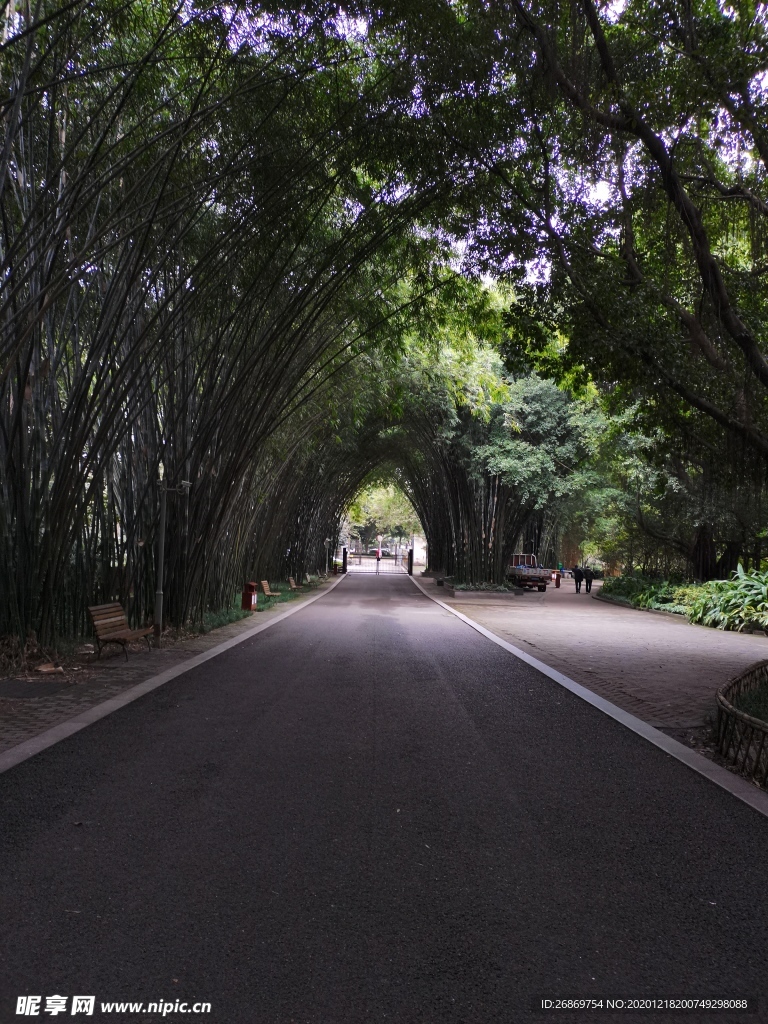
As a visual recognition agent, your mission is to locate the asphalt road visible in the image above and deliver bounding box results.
[1,575,767,1023]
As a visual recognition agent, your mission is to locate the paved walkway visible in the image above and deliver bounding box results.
[427,579,768,731]
[0,585,335,756]
[1,574,766,1022]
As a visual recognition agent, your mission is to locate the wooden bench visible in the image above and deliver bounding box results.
[288,576,303,592]
[88,602,153,659]
[260,580,280,599]
[304,573,318,588]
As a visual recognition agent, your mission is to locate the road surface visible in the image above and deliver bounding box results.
[1,575,766,1022]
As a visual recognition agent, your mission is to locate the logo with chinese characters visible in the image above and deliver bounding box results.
[16,996,95,1016]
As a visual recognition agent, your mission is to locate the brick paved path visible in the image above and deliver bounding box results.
[424,578,768,730]
[0,588,328,757]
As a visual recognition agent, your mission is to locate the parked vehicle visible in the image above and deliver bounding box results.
[506,554,551,592]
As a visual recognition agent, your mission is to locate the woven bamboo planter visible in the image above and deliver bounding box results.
[716,661,768,788]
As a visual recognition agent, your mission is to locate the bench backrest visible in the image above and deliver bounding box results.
[88,602,130,637]
[260,581,273,595]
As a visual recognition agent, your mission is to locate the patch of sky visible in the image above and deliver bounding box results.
[76,262,100,284]
[342,196,367,223]
[705,108,761,176]
[557,168,615,213]
[325,11,369,42]
[591,180,613,207]
[220,5,369,55]
[748,70,768,106]
[408,83,429,119]
[1,7,24,42]
[603,0,628,24]
[524,256,552,286]
[717,0,766,20]
[372,176,413,206]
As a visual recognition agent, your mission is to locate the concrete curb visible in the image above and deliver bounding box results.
[410,575,768,821]
[0,575,345,776]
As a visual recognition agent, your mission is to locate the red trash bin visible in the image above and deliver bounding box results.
[241,581,258,610]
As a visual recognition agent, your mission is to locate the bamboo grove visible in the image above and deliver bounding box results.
[4,0,768,641]
[0,2,448,639]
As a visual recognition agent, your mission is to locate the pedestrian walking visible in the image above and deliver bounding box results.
[573,565,584,593]
[583,566,594,593]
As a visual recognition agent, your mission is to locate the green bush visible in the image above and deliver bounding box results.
[688,565,768,632]
[601,567,768,631]
[601,574,699,615]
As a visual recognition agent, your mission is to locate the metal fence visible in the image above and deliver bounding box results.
[716,660,768,788]
[346,554,407,574]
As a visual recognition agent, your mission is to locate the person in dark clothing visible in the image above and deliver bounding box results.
[583,566,594,593]
[573,565,584,593]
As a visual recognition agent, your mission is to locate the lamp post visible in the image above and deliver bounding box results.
[324,537,331,575]
[154,464,191,647]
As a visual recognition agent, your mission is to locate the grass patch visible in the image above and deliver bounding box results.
[255,581,303,612]
[203,581,314,622]
[201,603,252,633]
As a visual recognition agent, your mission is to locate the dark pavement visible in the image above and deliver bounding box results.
[1,575,767,1023]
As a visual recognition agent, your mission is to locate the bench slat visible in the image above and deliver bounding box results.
[88,603,152,660]
[93,620,130,634]
[92,612,128,625]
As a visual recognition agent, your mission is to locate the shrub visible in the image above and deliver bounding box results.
[601,574,699,615]
[688,565,768,632]
[453,581,517,591]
